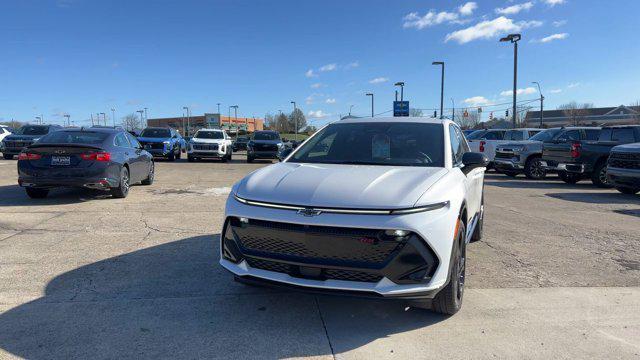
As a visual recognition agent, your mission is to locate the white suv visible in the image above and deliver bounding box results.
[187,129,233,162]
[220,117,488,314]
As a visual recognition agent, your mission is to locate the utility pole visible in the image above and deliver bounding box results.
[144,107,148,127]
[137,110,144,129]
[394,82,405,102]
[182,106,190,135]
[111,108,116,127]
[532,81,544,128]
[64,114,70,127]
[366,93,374,117]
[451,98,455,122]
[99,112,106,126]
[217,103,221,114]
[230,105,239,138]
[500,33,521,128]
[291,101,297,141]
[432,61,445,119]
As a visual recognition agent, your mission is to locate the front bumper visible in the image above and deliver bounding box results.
[540,161,585,173]
[219,195,459,298]
[493,158,524,171]
[607,167,640,188]
[248,149,279,159]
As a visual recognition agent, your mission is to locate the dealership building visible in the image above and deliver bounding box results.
[146,113,264,136]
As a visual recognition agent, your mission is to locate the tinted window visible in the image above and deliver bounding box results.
[528,130,541,138]
[531,129,562,142]
[15,125,49,135]
[140,128,171,138]
[115,133,130,147]
[612,128,636,143]
[483,131,504,140]
[194,131,224,139]
[125,132,141,148]
[254,132,280,141]
[449,125,465,164]
[38,131,109,145]
[504,130,524,141]
[585,129,600,140]
[289,122,444,167]
[466,130,486,140]
[559,130,580,141]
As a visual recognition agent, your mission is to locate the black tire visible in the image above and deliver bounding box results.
[247,156,254,163]
[111,167,130,198]
[167,149,176,162]
[141,161,155,185]
[187,155,195,162]
[503,171,519,178]
[471,198,484,242]
[175,148,182,160]
[25,187,49,199]
[227,149,232,161]
[615,186,639,195]
[559,171,581,184]
[431,220,466,315]
[524,156,546,180]
[3,154,14,160]
[590,161,613,188]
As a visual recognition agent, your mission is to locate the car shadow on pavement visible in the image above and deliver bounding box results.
[484,176,604,191]
[546,192,640,205]
[0,185,117,207]
[0,235,447,359]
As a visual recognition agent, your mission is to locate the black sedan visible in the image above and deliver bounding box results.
[17,127,154,199]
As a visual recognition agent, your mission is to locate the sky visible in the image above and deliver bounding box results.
[1,0,640,127]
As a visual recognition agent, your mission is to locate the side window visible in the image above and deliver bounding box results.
[612,129,635,143]
[585,129,600,141]
[125,133,140,148]
[449,125,464,165]
[562,130,580,141]
[114,133,129,147]
[511,131,524,141]
[484,131,504,140]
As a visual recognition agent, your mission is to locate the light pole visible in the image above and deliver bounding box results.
[111,108,116,127]
[182,106,190,135]
[63,114,70,127]
[144,107,148,127]
[230,105,239,138]
[290,101,297,141]
[432,61,445,119]
[137,110,144,129]
[99,112,105,126]
[349,104,354,116]
[217,103,221,114]
[394,82,405,102]
[35,116,42,125]
[532,81,544,128]
[451,98,455,122]
[366,93,374,117]
[500,33,521,128]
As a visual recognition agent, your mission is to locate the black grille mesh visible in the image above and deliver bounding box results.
[246,258,383,283]
[609,153,640,170]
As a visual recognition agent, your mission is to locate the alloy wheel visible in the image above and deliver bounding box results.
[456,242,466,301]
[531,159,545,178]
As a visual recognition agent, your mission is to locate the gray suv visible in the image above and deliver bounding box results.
[494,128,565,179]
[607,142,640,194]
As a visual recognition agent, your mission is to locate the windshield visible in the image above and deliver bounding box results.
[288,122,444,167]
[15,125,49,136]
[529,129,562,142]
[194,131,223,139]
[466,130,487,140]
[140,128,171,138]
[253,132,280,141]
[38,131,110,145]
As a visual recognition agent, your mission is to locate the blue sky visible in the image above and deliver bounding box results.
[1,0,639,127]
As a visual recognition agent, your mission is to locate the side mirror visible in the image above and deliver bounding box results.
[279,147,294,161]
[461,152,489,174]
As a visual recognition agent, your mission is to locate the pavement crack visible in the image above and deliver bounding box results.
[314,296,336,360]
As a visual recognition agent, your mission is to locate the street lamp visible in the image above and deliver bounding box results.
[63,114,70,127]
[366,93,374,117]
[451,98,455,122]
[230,105,239,137]
[291,101,297,141]
[182,106,190,135]
[349,104,355,116]
[99,112,106,126]
[500,33,521,128]
[144,107,148,127]
[137,110,144,129]
[110,108,116,127]
[432,61,445,119]
[217,103,221,114]
[394,82,405,102]
[532,81,544,128]
[35,116,42,125]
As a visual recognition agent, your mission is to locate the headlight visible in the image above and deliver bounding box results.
[163,141,171,145]
[32,138,41,142]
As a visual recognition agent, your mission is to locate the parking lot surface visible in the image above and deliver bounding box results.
[0,155,639,359]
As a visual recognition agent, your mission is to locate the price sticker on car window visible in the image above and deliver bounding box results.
[372,134,390,160]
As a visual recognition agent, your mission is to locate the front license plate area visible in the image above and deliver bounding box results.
[51,156,71,166]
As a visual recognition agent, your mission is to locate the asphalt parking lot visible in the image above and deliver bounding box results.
[0,154,638,359]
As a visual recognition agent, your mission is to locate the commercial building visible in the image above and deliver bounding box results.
[525,105,640,127]
[146,113,264,136]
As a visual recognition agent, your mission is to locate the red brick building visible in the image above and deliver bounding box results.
[146,113,263,136]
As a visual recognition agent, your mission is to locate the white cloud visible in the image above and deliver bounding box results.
[553,20,567,27]
[310,83,323,89]
[308,110,330,118]
[567,82,580,88]
[445,16,542,44]
[345,61,359,69]
[549,89,562,94]
[543,0,565,6]
[495,2,533,15]
[319,63,337,72]
[305,96,314,105]
[325,98,336,104]
[535,33,569,43]
[369,77,389,84]
[459,2,478,16]
[500,87,537,97]
[463,96,490,106]
[305,69,317,78]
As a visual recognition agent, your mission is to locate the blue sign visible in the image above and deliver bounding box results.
[393,101,409,117]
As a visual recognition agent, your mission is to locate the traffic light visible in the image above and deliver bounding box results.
[505,109,509,118]
[433,110,437,118]
[489,112,493,120]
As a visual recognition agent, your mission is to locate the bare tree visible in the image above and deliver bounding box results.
[455,109,480,129]
[409,108,423,117]
[275,113,289,133]
[264,113,276,130]
[122,113,141,131]
[629,100,640,124]
[558,102,593,125]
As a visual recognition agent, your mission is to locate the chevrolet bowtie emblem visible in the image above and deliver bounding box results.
[297,208,322,217]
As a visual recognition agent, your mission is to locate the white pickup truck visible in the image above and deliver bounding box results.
[467,128,541,166]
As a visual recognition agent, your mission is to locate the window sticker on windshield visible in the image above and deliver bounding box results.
[372,134,390,159]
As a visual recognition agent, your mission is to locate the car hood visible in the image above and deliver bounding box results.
[250,140,282,145]
[612,142,640,153]
[137,137,170,143]
[3,135,41,141]
[235,162,448,209]
[191,138,225,144]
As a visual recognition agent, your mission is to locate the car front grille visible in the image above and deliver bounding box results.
[140,142,165,150]
[235,219,404,265]
[495,151,514,159]
[245,257,383,283]
[193,144,218,151]
[609,152,640,170]
[254,144,277,151]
